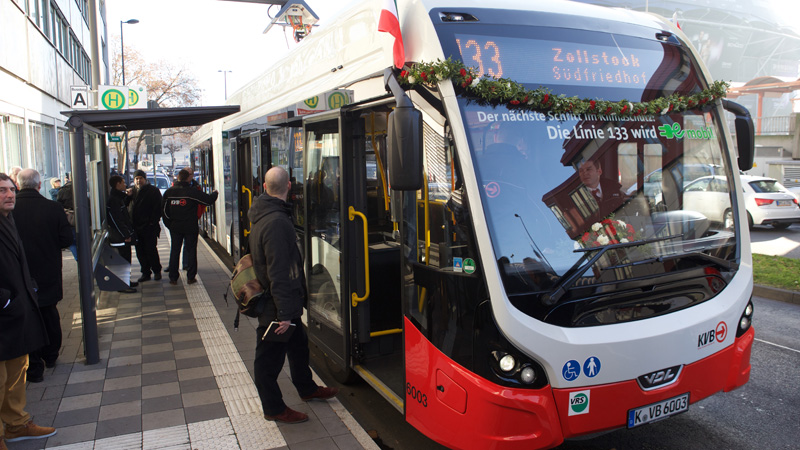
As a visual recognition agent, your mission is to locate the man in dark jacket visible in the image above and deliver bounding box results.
[249,167,337,424]
[0,173,57,447]
[107,175,138,292]
[161,169,218,285]
[130,170,163,282]
[13,169,72,382]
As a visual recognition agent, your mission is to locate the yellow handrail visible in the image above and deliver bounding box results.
[241,185,253,236]
[370,328,403,338]
[348,206,370,307]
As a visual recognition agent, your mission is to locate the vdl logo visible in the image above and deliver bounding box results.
[568,390,590,416]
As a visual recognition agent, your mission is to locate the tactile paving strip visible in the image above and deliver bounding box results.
[231,413,286,450]
[187,434,240,450]
[93,432,142,450]
[142,425,190,449]
[187,417,234,442]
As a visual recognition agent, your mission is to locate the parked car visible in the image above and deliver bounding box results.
[682,175,800,229]
[627,163,722,208]
[147,174,172,195]
[741,175,800,229]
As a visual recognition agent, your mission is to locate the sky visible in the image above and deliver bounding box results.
[105,0,800,107]
[105,0,348,106]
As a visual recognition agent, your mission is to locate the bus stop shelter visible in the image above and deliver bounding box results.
[61,106,239,364]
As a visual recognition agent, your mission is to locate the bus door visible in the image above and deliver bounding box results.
[303,112,352,375]
[304,106,406,409]
[198,144,215,238]
[235,131,269,258]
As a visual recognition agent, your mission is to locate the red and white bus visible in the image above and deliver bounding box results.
[192,1,755,448]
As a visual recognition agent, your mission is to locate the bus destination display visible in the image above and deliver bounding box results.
[454,34,664,90]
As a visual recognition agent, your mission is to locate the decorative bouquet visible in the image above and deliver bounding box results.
[579,218,637,248]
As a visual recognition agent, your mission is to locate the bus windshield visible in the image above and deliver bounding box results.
[439,19,739,324]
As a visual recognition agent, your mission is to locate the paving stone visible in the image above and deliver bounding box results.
[95,416,143,440]
[142,381,181,399]
[58,392,102,412]
[99,399,141,421]
[62,380,105,397]
[175,356,210,370]
[141,370,180,386]
[142,393,183,414]
[142,408,186,431]
[105,364,143,379]
[183,402,228,424]
[52,407,100,428]
[101,386,142,406]
[178,377,219,394]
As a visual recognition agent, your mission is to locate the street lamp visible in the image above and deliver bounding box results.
[218,70,232,101]
[120,19,139,86]
[120,18,138,181]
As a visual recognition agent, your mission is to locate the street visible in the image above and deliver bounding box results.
[749,223,800,258]
[310,223,800,450]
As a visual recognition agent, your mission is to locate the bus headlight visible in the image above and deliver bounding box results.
[520,365,536,384]
[499,354,516,373]
[737,299,754,337]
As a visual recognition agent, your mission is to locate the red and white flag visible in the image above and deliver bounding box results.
[378,0,405,69]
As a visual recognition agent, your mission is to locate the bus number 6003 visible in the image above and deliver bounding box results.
[407,383,428,407]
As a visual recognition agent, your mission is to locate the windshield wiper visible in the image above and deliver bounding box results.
[541,234,683,306]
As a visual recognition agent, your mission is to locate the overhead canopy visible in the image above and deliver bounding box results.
[61,106,241,132]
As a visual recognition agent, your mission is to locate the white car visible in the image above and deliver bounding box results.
[682,175,800,229]
[740,175,800,229]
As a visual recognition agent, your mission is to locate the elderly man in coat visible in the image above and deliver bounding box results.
[13,169,73,382]
[0,173,57,448]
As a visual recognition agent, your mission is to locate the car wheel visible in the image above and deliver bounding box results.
[723,209,734,229]
[747,212,754,230]
[771,222,791,230]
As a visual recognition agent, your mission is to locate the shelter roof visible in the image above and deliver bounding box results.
[61,106,241,132]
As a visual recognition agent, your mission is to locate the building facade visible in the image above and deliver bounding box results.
[0,0,108,184]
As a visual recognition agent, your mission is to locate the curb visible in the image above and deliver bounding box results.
[753,284,800,305]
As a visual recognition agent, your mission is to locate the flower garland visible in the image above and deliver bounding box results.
[579,218,637,248]
[398,58,729,117]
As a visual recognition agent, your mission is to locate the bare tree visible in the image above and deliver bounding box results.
[110,39,201,170]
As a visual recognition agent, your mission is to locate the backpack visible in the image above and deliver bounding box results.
[224,254,267,330]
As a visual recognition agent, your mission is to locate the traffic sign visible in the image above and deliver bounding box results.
[108,134,122,143]
[99,86,128,110]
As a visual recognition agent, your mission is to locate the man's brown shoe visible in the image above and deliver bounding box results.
[264,407,308,424]
[301,386,339,402]
[4,421,57,442]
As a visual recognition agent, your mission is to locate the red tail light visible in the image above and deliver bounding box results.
[754,198,773,206]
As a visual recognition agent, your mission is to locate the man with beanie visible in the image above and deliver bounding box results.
[130,170,163,282]
[0,173,57,448]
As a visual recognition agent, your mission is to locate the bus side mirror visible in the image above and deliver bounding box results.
[384,67,423,191]
[387,106,423,190]
[722,100,754,171]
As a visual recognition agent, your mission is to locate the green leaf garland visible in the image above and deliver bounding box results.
[398,58,729,117]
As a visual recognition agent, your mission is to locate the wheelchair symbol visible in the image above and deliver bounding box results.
[562,360,580,381]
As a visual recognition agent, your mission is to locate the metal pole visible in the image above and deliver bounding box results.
[121,20,129,184]
[68,116,100,365]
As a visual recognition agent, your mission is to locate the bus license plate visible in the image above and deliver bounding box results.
[627,393,689,428]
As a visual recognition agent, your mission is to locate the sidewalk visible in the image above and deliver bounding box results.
[10,236,379,450]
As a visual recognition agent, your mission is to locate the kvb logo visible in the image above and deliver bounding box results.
[568,390,590,416]
[698,321,727,349]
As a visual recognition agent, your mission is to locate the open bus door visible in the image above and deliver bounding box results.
[303,112,354,381]
[234,131,269,259]
[304,106,406,411]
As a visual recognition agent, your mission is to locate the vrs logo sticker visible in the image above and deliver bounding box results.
[568,390,590,416]
[697,321,727,349]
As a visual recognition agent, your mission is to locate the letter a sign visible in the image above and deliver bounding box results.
[71,86,89,110]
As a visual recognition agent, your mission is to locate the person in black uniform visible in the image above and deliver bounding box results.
[107,175,138,293]
[161,169,218,285]
[130,170,163,282]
